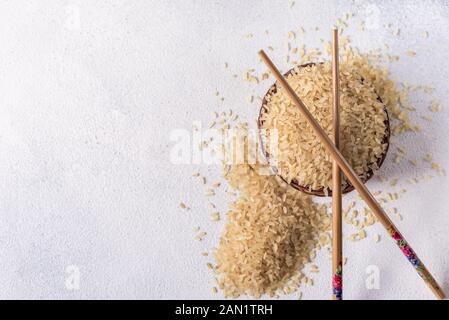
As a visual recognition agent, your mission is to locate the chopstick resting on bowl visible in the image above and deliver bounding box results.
[258,49,445,300]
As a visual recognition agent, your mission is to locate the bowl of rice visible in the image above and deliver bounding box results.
[258,62,390,196]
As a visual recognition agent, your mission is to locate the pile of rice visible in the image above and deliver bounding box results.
[260,61,389,192]
[214,160,329,298]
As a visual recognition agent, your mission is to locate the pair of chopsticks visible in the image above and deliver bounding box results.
[258,34,445,299]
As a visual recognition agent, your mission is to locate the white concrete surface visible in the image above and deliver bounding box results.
[0,0,448,299]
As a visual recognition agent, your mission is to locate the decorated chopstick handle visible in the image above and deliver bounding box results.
[332,263,342,300]
[388,225,445,299]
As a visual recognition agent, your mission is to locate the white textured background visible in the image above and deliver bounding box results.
[0,0,448,299]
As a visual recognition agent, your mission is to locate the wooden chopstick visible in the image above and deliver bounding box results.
[258,49,445,300]
[331,28,343,301]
